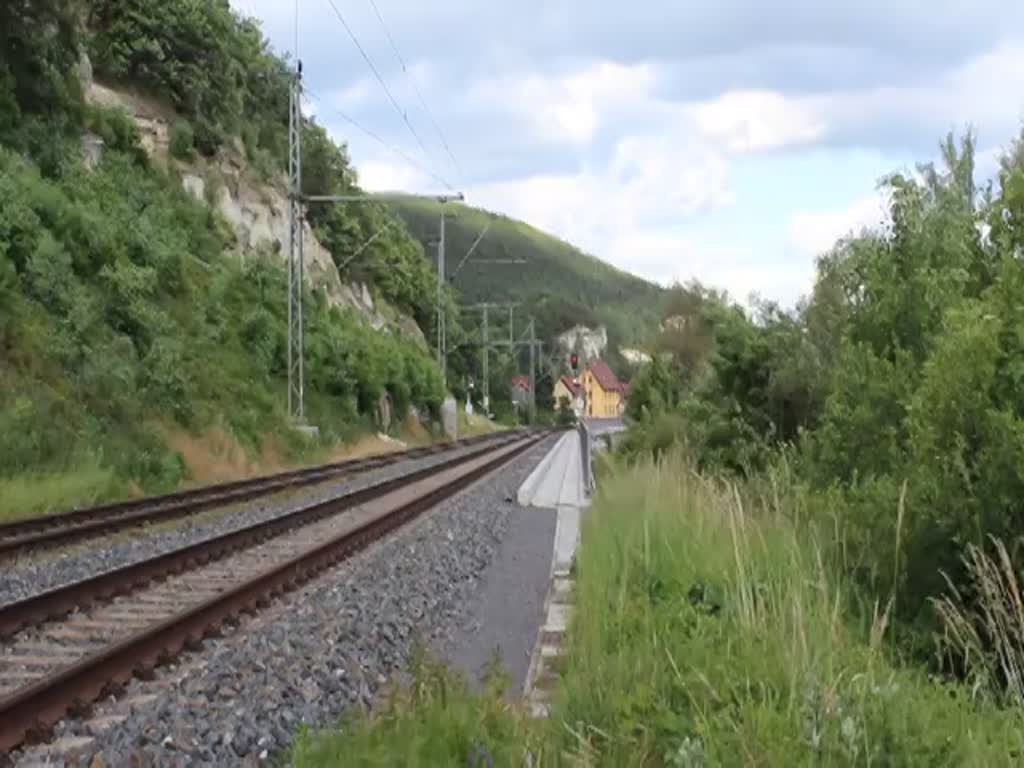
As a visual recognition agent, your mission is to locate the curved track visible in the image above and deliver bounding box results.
[0,431,546,753]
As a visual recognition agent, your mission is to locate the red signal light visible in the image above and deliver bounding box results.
[570,353,578,370]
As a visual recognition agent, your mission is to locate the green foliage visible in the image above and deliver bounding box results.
[621,130,1024,651]
[0,130,442,503]
[0,463,127,524]
[0,0,82,145]
[169,118,195,160]
[545,455,1024,766]
[627,356,684,421]
[85,104,144,157]
[555,396,577,427]
[292,650,542,768]
[0,0,448,517]
[292,454,1024,766]
[86,0,290,159]
[393,199,666,349]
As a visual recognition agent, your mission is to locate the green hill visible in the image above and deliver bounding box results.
[0,0,445,518]
[392,198,666,350]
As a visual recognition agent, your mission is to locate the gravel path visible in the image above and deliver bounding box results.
[0,440,505,608]
[13,434,559,767]
[435,498,556,695]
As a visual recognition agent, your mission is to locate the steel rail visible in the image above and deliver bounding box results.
[0,431,534,639]
[0,430,523,558]
[0,432,545,753]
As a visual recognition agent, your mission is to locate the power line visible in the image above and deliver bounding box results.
[365,0,465,185]
[320,0,452,190]
[450,222,491,280]
[304,88,455,192]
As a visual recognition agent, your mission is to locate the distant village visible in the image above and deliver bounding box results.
[510,358,630,419]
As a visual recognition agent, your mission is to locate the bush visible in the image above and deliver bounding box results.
[555,396,577,427]
[0,255,16,341]
[85,105,143,158]
[169,118,195,160]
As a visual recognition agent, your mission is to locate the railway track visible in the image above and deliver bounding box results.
[0,431,546,754]
[0,430,523,559]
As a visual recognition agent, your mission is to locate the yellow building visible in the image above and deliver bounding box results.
[579,359,624,418]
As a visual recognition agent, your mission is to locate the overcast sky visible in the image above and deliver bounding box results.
[232,0,1024,307]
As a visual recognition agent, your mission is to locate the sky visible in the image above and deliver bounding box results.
[231,0,1024,308]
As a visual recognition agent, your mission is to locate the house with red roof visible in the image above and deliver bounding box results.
[553,374,584,415]
[579,359,626,418]
[509,374,531,409]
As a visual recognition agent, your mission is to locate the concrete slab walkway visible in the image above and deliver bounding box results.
[516,431,586,509]
[519,427,591,717]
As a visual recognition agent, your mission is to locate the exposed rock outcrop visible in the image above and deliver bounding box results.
[556,325,608,361]
[620,347,652,365]
[83,79,427,347]
[80,133,104,170]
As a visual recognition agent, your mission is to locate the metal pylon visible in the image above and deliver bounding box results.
[287,62,305,422]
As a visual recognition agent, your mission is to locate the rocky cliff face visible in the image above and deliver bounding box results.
[82,77,424,346]
[620,347,652,365]
[556,325,608,361]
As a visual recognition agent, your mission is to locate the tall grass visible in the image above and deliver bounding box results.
[291,652,542,767]
[0,462,126,524]
[933,538,1024,706]
[292,450,1024,766]
[553,451,1024,765]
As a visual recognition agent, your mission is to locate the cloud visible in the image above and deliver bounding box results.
[604,232,813,308]
[808,41,1024,152]
[689,90,827,153]
[789,192,890,258]
[609,135,733,217]
[464,132,736,297]
[470,61,658,145]
[230,0,1024,308]
[357,158,429,192]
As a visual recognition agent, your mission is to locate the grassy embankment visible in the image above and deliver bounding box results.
[0,409,508,525]
[291,451,1024,766]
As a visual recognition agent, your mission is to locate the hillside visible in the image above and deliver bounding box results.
[0,1,445,517]
[392,198,667,351]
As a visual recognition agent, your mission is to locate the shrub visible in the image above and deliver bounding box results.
[169,118,195,159]
[85,105,143,158]
[555,395,577,427]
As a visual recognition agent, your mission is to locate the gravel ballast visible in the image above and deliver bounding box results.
[0,439,512,608]
[15,434,559,767]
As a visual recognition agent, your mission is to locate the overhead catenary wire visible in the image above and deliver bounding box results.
[450,222,492,280]
[303,88,455,194]
[338,222,392,271]
[364,0,465,186]
[320,0,453,191]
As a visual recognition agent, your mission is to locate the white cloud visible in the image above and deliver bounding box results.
[810,42,1024,147]
[470,61,659,145]
[468,130,734,275]
[690,90,828,152]
[233,0,1024,309]
[605,233,813,307]
[358,158,430,192]
[789,192,890,258]
[610,136,733,216]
